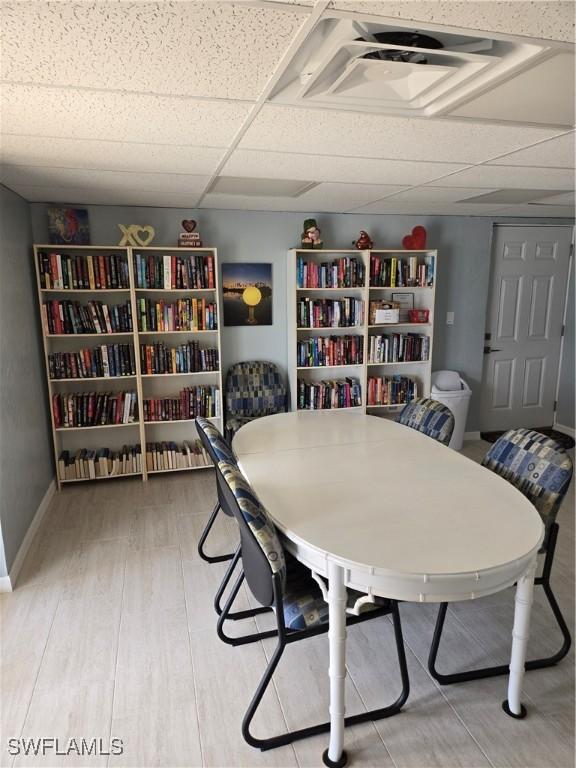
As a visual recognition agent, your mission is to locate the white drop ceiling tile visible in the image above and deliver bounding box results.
[328,1,575,43]
[374,186,501,203]
[222,149,467,186]
[10,184,202,208]
[533,191,575,205]
[0,135,225,175]
[353,199,511,215]
[1,2,308,100]
[239,105,562,163]
[489,133,575,169]
[0,166,210,194]
[1,85,252,146]
[423,164,575,190]
[201,182,406,212]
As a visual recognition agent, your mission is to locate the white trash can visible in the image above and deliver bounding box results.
[431,370,472,451]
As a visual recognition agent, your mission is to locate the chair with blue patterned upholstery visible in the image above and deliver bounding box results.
[224,361,287,440]
[396,397,455,446]
[428,428,573,692]
[215,459,410,754]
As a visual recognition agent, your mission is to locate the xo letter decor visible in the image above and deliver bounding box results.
[118,224,156,247]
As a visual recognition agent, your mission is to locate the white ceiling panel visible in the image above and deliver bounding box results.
[1,85,252,146]
[10,185,202,208]
[351,199,511,215]
[221,149,468,185]
[239,104,563,163]
[422,164,575,190]
[0,166,210,194]
[372,186,501,203]
[202,182,407,212]
[1,2,308,101]
[0,135,225,176]
[489,132,575,169]
[328,1,575,43]
[532,191,575,205]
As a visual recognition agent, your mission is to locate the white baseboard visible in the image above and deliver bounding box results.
[5,478,56,591]
[464,431,481,441]
[553,423,575,438]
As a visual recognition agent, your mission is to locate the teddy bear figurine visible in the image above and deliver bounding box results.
[301,218,323,249]
[354,230,374,249]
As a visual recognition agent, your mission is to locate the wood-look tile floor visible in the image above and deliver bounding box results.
[1,442,574,768]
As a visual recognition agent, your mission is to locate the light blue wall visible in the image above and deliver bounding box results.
[30,203,574,433]
[0,187,54,577]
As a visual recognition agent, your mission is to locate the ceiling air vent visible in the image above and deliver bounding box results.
[269,11,574,127]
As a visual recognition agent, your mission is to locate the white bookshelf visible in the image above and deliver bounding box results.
[34,244,223,488]
[287,248,437,417]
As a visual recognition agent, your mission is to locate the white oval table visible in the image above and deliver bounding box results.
[234,412,544,767]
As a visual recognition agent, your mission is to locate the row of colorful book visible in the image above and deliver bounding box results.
[48,344,136,379]
[42,300,133,335]
[368,333,430,364]
[297,377,362,410]
[297,335,363,368]
[140,342,219,375]
[134,252,215,290]
[57,445,142,480]
[366,376,417,406]
[137,298,218,332]
[38,251,130,290]
[143,385,220,422]
[297,256,365,289]
[370,254,434,288]
[52,391,138,428]
[297,298,364,328]
[145,440,212,471]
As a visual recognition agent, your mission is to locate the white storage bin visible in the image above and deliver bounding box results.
[431,370,472,451]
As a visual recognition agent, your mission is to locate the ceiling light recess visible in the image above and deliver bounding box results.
[269,11,574,126]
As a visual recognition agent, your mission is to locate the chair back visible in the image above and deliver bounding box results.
[217,460,286,606]
[482,429,573,534]
[225,361,287,419]
[396,397,455,446]
[196,417,238,516]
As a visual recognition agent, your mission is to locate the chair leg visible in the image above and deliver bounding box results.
[428,525,572,684]
[197,501,235,563]
[214,546,273,621]
[243,601,410,752]
[216,570,279,646]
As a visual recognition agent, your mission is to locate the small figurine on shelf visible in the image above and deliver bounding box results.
[301,218,323,249]
[354,230,373,249]
[178,219,203,248]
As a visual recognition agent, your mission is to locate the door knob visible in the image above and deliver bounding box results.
[483,346,502,354]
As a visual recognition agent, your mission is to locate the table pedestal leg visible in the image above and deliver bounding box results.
[503,556,537,719]
[322,561,348,768]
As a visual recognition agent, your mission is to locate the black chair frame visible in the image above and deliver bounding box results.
[428,521,571,687]
[216,462,410,758]
[195,421,235,564]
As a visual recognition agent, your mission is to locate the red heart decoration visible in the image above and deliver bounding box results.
[182,219,197,233]
[402,226,427,250]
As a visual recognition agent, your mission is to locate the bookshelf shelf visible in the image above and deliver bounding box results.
[147,465,213,475]
[61,472,143,483]
[138,329,217,335]
[41,288,131,294]
[55,422,140,432]
[50,375,137,382]
[141,371,219,378]
[288,248,437,417]
[135,288,215,293]
[35,244,223,488]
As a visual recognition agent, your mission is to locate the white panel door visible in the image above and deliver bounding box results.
[480,225,572,432]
